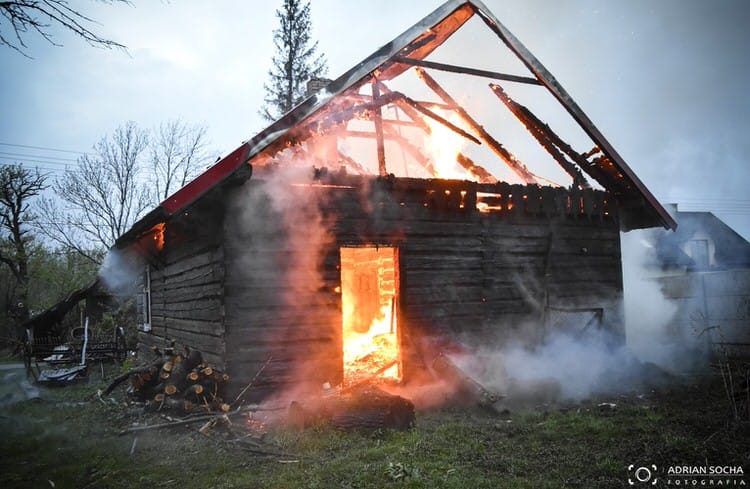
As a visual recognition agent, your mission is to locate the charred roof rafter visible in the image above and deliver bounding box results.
[115,0,675,252]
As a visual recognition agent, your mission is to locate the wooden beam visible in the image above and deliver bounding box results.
[378,83,496,182]
[393,55,542,85]
[371,82,388,176]
[381,118,421,128]
[471,0,676,230]
[337,151,369,175]
[456,153,497,184]
[343,130,398,140]
[414,66,537,184]
[489,83,590,188]
[381,125,436,175]
[393,94,480,145]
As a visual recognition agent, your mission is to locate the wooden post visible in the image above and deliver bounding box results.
[371,82,388,176]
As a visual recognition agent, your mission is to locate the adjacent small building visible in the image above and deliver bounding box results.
[645,205,750,358]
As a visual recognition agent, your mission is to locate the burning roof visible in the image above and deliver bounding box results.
[116,0,675,251]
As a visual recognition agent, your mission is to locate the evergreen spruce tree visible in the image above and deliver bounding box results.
[261,0,328,121]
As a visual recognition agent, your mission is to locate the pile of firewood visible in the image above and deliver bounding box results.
[105,346,230,414]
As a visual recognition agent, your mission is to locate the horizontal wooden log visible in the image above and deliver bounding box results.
[151,317,224,337]
[407,301,489,318]
[223,287,338,307]
[546,281,622,298]
[225,324,338,344]
[226,341,338,363]
[152,281,223,304]
[156,248,224,278]
[224,304,339,325]
[402,255,483,271]
[157,261,224,287]
[405,270,485,286]
[150,296,222,313]
[164,234,223,265]
[404,286,484,304]
[143,330,225,358]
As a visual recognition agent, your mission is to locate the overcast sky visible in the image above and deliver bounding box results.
[1,0,748,239]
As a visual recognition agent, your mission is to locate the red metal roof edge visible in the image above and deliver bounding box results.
[160,143,251,214]
[115,1,473,251]
[118,0,674,251]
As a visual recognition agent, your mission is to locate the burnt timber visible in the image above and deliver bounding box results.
[115,0,672,401]
[134,173,623,400]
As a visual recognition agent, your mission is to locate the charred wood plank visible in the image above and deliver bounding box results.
[488,83,591,189]
[392,56,542,85]
[414,67,536,184]
[371,81,388,176]
[431,354,501,409]
[288,386,414,432]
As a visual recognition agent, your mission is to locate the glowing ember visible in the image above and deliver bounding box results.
[423,112,471,180]
[342,303,399,380]
[152,222,165,252]
[340,246,401,385]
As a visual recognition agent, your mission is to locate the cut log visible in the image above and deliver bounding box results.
[288,386,414,432]
[162,397,193,413]
[164,384,178,396]
[184,384,205,401]
[166,357,191,392]
[330,387,414,431]
[184,348,203,370]
[103,357,165,396]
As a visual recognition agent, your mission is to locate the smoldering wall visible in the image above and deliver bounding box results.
[223,162,341,397]
[444,228,716,406]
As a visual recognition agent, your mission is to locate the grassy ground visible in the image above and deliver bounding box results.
[0,367,747,489]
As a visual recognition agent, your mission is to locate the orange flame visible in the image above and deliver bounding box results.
[423,113,471,180]
[152,222,165,252]
[340,246,401,385]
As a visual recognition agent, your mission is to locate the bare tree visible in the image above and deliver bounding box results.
[150,119,213,202]
[0,163,47,323]
[0,0,130,55]
[36,121,151,263]
[261,0,328,121]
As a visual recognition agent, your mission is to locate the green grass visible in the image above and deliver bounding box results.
[0,372,748,489]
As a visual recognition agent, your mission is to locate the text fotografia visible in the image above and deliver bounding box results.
[666,466,745,486]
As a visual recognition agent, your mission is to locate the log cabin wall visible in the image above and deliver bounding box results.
[136,208,227,369]
[222,181,342,400]
[220,176,624,399]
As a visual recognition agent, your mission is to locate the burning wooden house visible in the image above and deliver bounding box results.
[114,0,675,401]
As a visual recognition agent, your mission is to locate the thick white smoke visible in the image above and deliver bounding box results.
[99,249,141,296]
[441,229,701,405]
